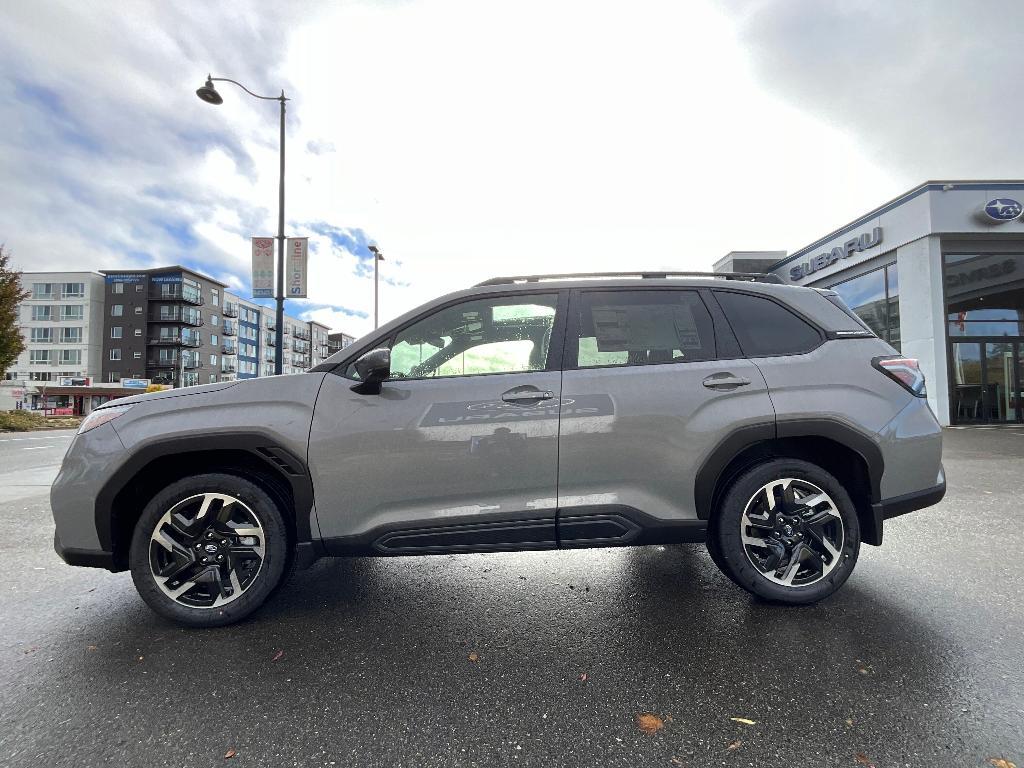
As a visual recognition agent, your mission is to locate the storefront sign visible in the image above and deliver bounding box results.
[789,227,883,281]
[252,238,275,298]
[151,274,182,284]
[58,376,91,387]
[122,378,151,389]
[983,198,1023,222]
[287,237,308,297]
[104,274,145,283]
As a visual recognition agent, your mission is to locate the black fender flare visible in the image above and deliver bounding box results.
[693,418,884,520]
[94,431,315,553]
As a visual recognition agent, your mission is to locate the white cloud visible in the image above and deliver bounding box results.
[8,0,1005,340]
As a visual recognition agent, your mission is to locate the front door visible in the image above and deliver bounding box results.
[309,291,566,553]
[950,339,1024,424]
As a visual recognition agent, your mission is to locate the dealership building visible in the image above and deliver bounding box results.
[715,181,1024,426]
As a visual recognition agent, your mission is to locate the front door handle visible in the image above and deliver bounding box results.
[501,387,554,403]
[702,373,751,390]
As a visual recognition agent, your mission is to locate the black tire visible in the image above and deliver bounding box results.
[129,473,290,627]
[709,458,860,604]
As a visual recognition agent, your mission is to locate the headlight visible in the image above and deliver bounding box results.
[78,404,134,434]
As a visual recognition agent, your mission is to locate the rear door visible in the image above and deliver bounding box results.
[556,287,775,545]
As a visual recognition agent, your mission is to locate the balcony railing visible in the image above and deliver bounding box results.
[148,356,202,369]
[221,364,237,373]
[149,287,203,306]
[264,337,276,347]
[222,303,239,318]
[221,345,237,355]
[147,334,201,348]
[222,323,237,336]
[148,309,201,325]
[294,329,311,341]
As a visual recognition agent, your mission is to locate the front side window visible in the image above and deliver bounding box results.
[715,291,822,357]
[110,304,123,317]
[352,294,558,380]
[575,290,716,368]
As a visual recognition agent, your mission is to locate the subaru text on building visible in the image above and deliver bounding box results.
[51,272,945,626]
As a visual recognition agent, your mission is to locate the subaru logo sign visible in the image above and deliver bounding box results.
[984,198,1023,222]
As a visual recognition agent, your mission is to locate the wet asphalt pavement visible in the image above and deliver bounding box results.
[0,427,1022,768]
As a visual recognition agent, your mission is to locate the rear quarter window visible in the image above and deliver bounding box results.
[715,291,822,357]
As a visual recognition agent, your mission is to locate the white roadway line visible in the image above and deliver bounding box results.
[0,435,73,442]
[22,445,54,450]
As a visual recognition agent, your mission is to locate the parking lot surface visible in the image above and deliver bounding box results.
[0,427,1021,767]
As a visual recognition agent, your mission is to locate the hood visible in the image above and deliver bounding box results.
[100,380,240,408]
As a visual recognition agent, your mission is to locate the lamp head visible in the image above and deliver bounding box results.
[196,77,223,105]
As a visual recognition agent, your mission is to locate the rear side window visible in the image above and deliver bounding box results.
[575,290,716,367]
[715,291,822,357]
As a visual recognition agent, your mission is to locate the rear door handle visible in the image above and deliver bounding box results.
[702,374,751,390]
[501,388,554,403]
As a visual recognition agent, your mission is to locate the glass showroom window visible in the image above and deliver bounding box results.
[830,264,900,350]
[944,254,1024,337]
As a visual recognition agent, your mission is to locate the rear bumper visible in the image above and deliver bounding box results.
[867,471,946,545]
[54,531,116,570]
[875,479,947,521]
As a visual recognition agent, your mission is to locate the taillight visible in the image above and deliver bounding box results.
[873,356,927,397]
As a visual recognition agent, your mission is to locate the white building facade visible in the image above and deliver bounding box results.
[717,181,1024,426]
[5,271,106,384]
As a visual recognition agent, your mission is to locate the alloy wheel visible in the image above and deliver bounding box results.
[149,492,266,609]
[739,478,844,587]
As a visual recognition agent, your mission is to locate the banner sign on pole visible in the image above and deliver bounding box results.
[286,237,308,298]
[251,237,275,298]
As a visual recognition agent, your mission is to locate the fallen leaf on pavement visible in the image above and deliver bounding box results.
[87,645,98,651]
[670,758,684,766]
[636,714,664,735]
[726,739,742,751]
[271,650,284,662]
[987,759,1017,768]
[854,752,876,767]
[730,717,756,725]
[224,748,237,759]
[468,652,479,662]
[579,673,587,681]
[845,718,854,727]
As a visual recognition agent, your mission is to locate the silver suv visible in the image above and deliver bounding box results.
[52,272,945,626]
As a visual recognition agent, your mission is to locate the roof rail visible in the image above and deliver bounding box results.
[475,271,785,287]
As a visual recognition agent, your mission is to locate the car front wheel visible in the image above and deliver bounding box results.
[709,459,860,604]
[129,473,290,627]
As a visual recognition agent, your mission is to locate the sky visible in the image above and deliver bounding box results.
[2,0,1022,337]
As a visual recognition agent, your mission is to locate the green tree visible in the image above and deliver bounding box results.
[0,245,30,374]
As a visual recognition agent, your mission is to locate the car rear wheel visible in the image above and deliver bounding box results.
[710,459,860,604]
[129,473,290,627]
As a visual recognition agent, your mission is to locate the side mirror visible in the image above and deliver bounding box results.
[351,348,391,394]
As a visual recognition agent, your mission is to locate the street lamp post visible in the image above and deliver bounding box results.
[196,76,288,375]
[368,244,384,329]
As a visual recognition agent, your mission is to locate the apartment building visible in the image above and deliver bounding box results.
[5,266,338,408]
[5,272,105,384]
[327,331,357,356]
[99,267,227,388]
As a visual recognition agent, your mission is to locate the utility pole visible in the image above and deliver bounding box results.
[369,244,384,329]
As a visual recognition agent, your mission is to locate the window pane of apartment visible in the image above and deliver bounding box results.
[30,327,53,343]
[32,283,53,299]
[62,282,85,298]
[31,306,52,321]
